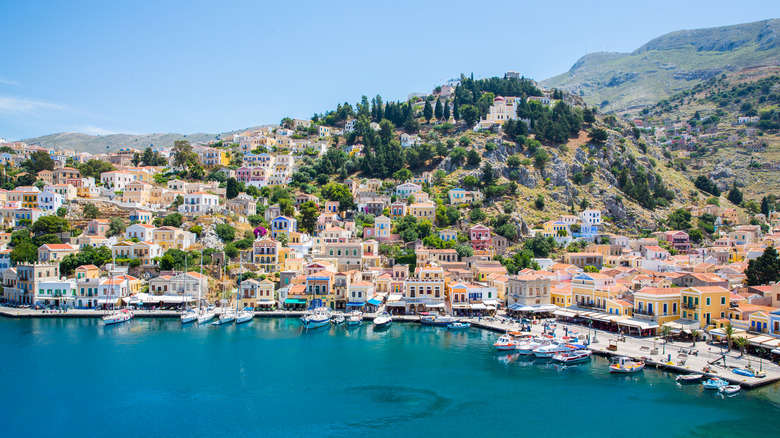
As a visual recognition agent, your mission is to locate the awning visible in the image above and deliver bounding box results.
[618,318,659,330]
[284,298,307,305]
[471,303,487,310]
[367,298,382,306]
[386,301,406,307]
[426,303,445,308]
[483,299,499,306]
[452,303,469,309]
[256,300,275,306]
[663,319,702,330]
[97,298,120,304]
[387,293,403,302]
[346,302,365,307]
[553,310,576,318]
[772,348,780,355]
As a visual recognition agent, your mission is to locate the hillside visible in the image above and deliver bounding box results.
[541,19,780,113]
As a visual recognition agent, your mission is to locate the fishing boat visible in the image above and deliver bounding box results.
[719,385,741,395]
[733,368,766,378]
[301,307,332,329]
[552,349,592,364]
[609,357,645,373]
[419,314,458,326]
[448,322,471,330]
[236,308,254,324]
[345,310,363,326]
[702,378,728,390]
[102,309,133,325]
[676,373,704,383]
[494,334,519,351]
[533,341,575,358]
[331,314,346,325]
[373,311,393,329]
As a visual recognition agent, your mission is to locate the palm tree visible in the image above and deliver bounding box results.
[734,336,748,357]
[690,329,700,347]
[659,325,672,341]
[724,322,735,351]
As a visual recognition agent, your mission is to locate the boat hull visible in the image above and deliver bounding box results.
[197,312,215,324]
[494,344,518,351]
[373,319,392,329]
[301,318,330,329]
[345,319,362,326]
[181,314,197,324]
[610,364,645,373]
[102,313,133,325]
[236,314,253,324]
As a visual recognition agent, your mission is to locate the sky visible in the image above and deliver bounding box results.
[0,0,777,140]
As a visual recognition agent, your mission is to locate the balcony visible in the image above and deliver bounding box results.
[578,301,606,310]
[682,303,698,310]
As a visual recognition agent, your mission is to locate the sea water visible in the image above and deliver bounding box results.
[2,317,779,437]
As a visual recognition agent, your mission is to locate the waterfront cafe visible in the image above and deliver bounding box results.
[552,307,658,337]
[123,293,196,309]
[508,304,558,319]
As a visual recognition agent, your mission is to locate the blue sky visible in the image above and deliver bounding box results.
[0,0,776,140]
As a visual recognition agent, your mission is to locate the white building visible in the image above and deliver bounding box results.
[36,190,64,213]
[100,171,136,190]
[178,191,220,214]
[580,209,602,227]
[125,223,157,241]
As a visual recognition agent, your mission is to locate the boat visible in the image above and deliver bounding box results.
[373,311,393,329]
[552,349,592,364]
[719,385,741,395]
[733,368,766,378]
[236,308,254,324]
[419,314,458,326]
[213,308,236,325]
[301,307,332,329]
[102,309,133,325]
[448,322,471,330]
[533,341,575,358]
[676,374,704,383]
[197,308,216,324]
[609,357,645,373]
[345,310,363,326]
[331,314,346,325]
[180,309,197,324]
[493,334,519,351]
[516,338,542,355]
[702,378,728,390]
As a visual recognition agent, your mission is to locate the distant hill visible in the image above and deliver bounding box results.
[22,126,272,154]
[541,19,780,113]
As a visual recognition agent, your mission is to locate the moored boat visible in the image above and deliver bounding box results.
[609,356,645,373]
[733,368,766,378]
[494,334,518,351]
[345,310,363,326]
[552,349,592,364]
[102,309,133,325]
[180,309,197,324]
[301,307,332,329]
[448,322,471,330]
[420,314,458,326]
[533,341,575,358]
[719,385,741,395]
[213,308,236,325]
[236,308,254,324]
[331,314,346,325]
[373,311,392,329]
[702,378,728,390]
[197,309,216,324]
[676,373,704,383]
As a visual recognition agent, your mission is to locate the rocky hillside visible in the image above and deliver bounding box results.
[541,19,780,113]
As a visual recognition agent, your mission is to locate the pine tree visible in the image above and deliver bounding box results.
[761,196,770,216]
[434,99,443,120]
[727,182,743,205]
[443,102,451,121]
[453,100,460,121]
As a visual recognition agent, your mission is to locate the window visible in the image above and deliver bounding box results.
[706,297,711,306]
[721,297,726,305]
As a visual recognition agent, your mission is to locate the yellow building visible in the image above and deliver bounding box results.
[550,283,573,307]
[680,286,730,328]
[632,287,681,325]
[606,298,633,316]
[408,202,436,221]
[571,273,616,309]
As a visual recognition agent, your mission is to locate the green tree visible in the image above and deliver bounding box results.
[761,196,770,216]
[460,104,480,126]
[31,216,70,235]
[224,244,239,259]
[215,224,236,242]
[466,149,481,166]
[434,99,443,120]
[10,241,37,264]
[173,140,198,169]
[443,101,451,121]
[745,246,780,286]
[454,244,473,260]
[321,182,355,212]
[226,178,239,199]
[726,182,743,205]
[107,218,126,237]
[82,203,100,219]
[588,127,608,143]
[534,149,548,169]
[162,213,183,228]
[22,150,55,174]
[535,195,545,210]
[392,168,412,183]
[469,208,486,222]
[56,206,67,217]
[423,100,433,123]
[667,209,692,230]
[297,201,319,234]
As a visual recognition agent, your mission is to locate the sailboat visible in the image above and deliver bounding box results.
[235,258,254,324]
[181,255,197,324]
[213,263,236,325]
[102,260,134,325]
[196,258,215,324]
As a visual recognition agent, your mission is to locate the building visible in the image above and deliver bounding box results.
[632,287,681,325]
[680,286,731,328]
[178,191,220,214]
[16,262,60,305]
[506,274,551,306]
[38,244,78,262]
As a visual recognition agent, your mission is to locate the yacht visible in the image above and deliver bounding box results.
[373,311,392,329]
[301,307,332,329]
[197,308,216,324]
[180,309,197,324]
[533,341,574,358]
[102,309,133,325]
[212,308,236,325]
[419,314,458,326]
[345,310,363,326]
[236,308,254,324]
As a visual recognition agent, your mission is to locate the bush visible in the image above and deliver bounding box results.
[534,195,545,210]
[215,224,236,242]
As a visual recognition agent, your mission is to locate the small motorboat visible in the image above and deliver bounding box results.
[719,385,741,395]
[733,368,766,378]
[345,311,363,327]
[702,378,728,390]
[373,311,393,329]
[676,373,704,383]
[552,349,592,364]
[533,341,575,358]
[420,314,458,326]
[516,339,542,355]
[331,314,346,325]
[494,334,518,351]
[448,322,471,330]
[609,357,645,373]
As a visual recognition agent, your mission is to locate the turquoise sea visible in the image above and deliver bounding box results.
[2,317,780,437]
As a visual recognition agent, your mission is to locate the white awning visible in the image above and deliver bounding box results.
[553,310,576,318]
[482,299,499,306]
[386,301,406,307]
[663,319,701,330]
[470,303,487,310]
[452,303,470,309]
[256,300,276,305]
[97,298,121,304]
[387,293,403,302]
[425,303,445,308]
[617,318,659,329]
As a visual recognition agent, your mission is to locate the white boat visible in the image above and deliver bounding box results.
[180,309,197,324]
[533,341,574,358]
[720,385,741,395]
[213,308,236,325]
[345,310,363,326]
[236,308,254,324]
[301,307,332,329]
[676,374,704,383]
[702,378,728,390]
[493,334,519,351]
[447,322,471,330]
[552,349,592,364]
[609,357,645,373]
[197,309,216,324]
[373,311,392,329]
[331,314,346,325]
[420,314,458,326]
[102,309,133,325]
[516,339,542,355]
